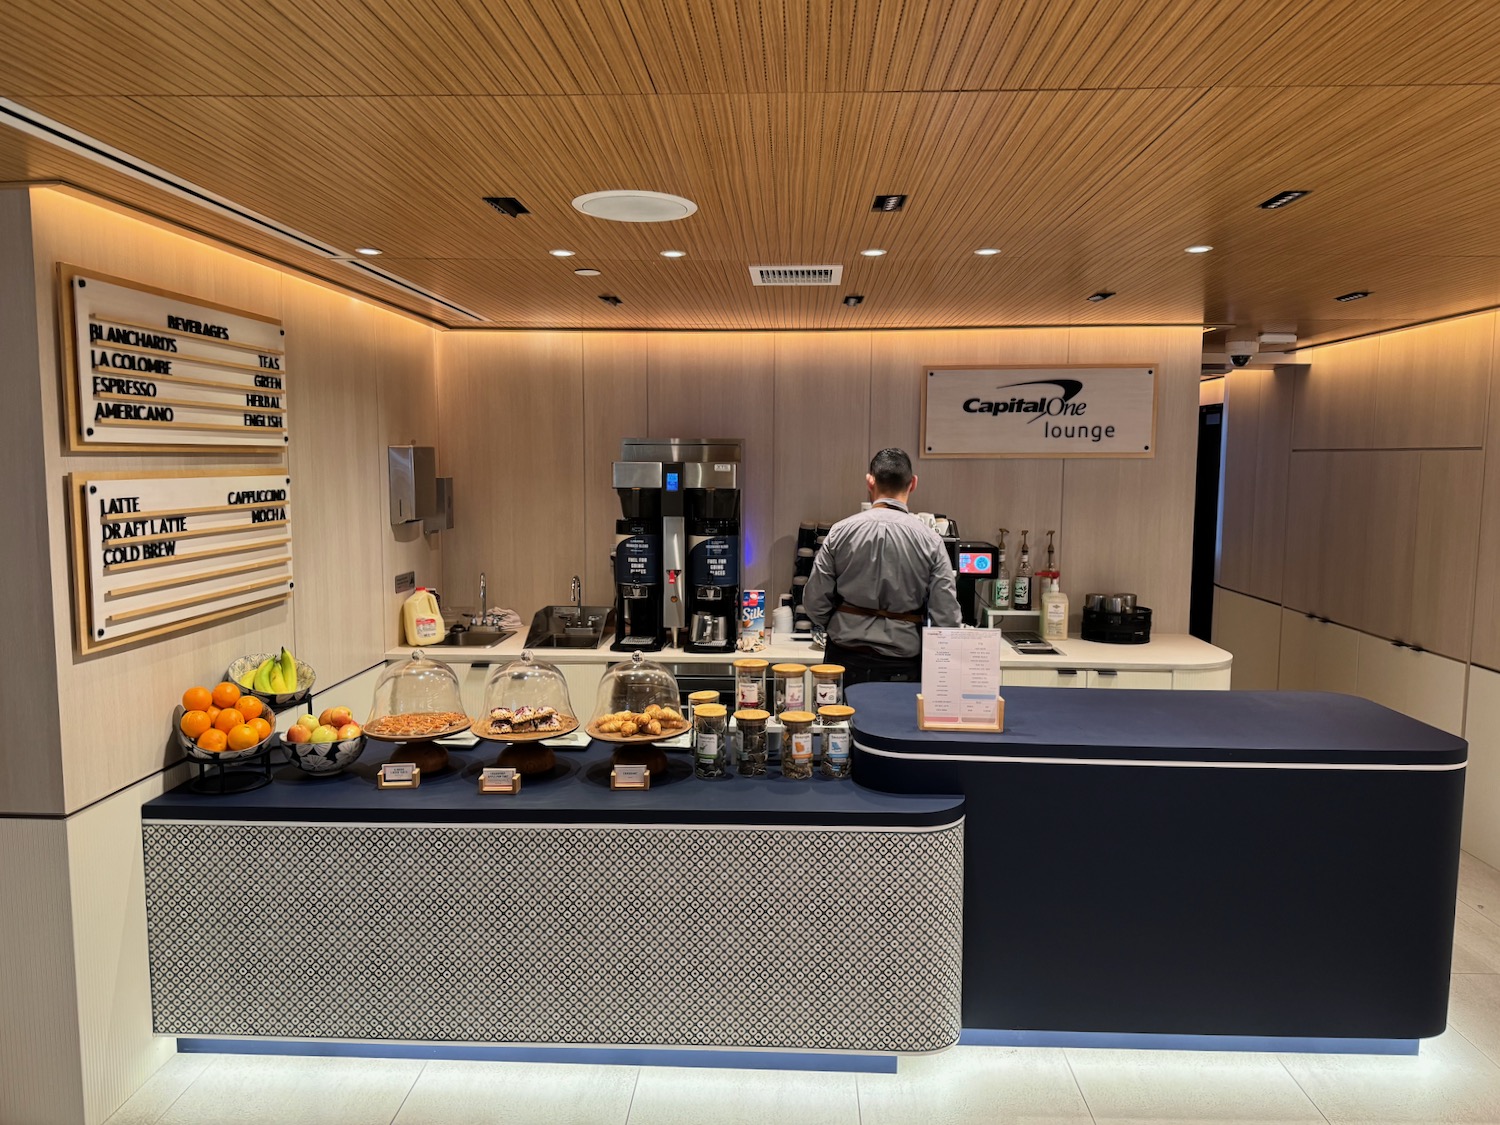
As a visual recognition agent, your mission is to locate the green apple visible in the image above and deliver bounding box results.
[310,725,339,744]
[337,723,362,740]
[296,714,319,733]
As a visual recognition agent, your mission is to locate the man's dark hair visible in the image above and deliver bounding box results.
[869,448,914,493]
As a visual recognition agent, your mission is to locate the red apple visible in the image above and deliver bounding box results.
[284,724,311,744]
[337,723,362,740]
[320,706,354,729]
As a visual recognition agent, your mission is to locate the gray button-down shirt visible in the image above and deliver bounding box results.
[802,499,962,659]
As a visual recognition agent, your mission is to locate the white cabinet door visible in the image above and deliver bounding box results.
[1086,669,1174,690]
[1213,586,1281,690]
[1276,610,1359,694]
[1002,668,1088,689]
[453,663,485,718]
[1354,633,1466,736]
[562,663,606,717]
[1463,666,1500,868]
[1174,668,1231,691]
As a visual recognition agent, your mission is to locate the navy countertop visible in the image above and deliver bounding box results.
[849,684,1468,767]
[144,739,964,828]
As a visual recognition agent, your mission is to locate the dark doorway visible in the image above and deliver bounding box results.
[1189,399,1223,641]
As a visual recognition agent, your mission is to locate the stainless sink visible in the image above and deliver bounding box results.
[438,626,514,648]
[524,605,614,649]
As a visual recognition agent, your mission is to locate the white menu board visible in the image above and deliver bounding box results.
[72,469,294,653]
[920,628,1003,728]
[60,265,287,451]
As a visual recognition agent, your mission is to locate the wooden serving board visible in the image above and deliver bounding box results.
[585,721,690,745]
[471,717,579,743]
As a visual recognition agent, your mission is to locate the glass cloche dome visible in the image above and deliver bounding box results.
[588,651,688,740]
[479,650,576,736]
[364,651,470,740]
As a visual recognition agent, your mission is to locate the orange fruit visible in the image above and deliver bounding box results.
[182,686,213,712]
[213,707,246,733]
[180,710,212,739]
[236,695,264,721]
[211,682,241,709]
[206,705,221,726]
[248,717,272,741]
[226,724,260,752]
[195,728,227,753]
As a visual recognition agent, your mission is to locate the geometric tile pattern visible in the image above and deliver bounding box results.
[143,819,963,1052]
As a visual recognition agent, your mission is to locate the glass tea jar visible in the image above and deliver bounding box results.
[693,703,728,778]
[733,658,768,711]
[779,710,816,779]
[773,663,808,713]
[810,664,845,707]
[817,705,855,778]
[687,689,720,726]
[734,709,769,776]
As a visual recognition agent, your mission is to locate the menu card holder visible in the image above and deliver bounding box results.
[917,627,1005,733]
[377,763,420,789]
[611,764,651,790]
[478,767,521,794]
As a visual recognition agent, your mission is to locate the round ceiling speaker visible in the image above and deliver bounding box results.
[572,190,697,223]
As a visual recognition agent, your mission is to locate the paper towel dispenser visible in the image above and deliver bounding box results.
[389,445,439,525]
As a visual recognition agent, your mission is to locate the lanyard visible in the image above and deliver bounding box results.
[871,499,907,513]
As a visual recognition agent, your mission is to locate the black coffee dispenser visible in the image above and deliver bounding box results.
[684,461,741,653]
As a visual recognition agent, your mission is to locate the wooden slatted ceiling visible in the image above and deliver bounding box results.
[3,0,1500,341]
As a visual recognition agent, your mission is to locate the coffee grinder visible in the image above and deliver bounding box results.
[611,439,743,651]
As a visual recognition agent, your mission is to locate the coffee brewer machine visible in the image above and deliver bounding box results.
[954,540,999,626]
[611,439,743,653]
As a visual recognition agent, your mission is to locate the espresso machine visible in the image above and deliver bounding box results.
[611,439,743,652]
[953,540,999,626]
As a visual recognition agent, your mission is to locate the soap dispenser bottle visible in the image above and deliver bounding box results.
[1040,531,1068,640]
[994,528,1013,610]
[1014,530,1033,611]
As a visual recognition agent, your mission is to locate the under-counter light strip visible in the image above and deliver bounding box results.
[0,98,485,322]
[854,740,1466,772]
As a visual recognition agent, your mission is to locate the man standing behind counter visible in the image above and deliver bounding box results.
[803,448,962,685]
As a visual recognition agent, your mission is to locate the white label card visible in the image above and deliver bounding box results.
[613,764,649,789]
[921,628,1002,726]
[479,767,518,792]
[381,763,417,783]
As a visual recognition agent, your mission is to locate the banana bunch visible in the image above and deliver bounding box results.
[238,647,299,695]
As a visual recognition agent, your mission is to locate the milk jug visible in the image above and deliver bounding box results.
[402,588,443,646]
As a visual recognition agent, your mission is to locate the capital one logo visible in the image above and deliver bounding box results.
[960,378,1118,443]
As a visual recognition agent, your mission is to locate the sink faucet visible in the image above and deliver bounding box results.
[479,572,487,622]
[571,575,582,608]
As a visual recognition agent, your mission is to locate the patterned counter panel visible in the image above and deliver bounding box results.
[143,818,964,1052]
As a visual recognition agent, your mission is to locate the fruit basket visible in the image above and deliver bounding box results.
[281,707,367,775]
[174,704,276,764]
[227,648,316,709]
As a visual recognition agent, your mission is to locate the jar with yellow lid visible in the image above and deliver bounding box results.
[779,710,816,779]
[817,704,855,778]
[735,709,770,775]
[693,704,728,778]
[773,663,808,714]
[810,664,845,707]
[733,658,768,711]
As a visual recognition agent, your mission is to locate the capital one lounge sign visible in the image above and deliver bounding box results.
[921,366,1157,458]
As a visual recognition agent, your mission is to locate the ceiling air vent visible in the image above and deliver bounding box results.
[749,265,844,286]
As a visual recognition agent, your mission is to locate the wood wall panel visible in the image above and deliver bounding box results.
[868,329,1067,584]
[581,333,649,605]
[1474,334,1500,670]
[437,332,586,616]
[1372,314,1493,449]
[771,332,872,598]
[1292,337,1380,450]
[1355,451,1420,644]
[1060,327,1202,633]
[1412,450,1485,659]
[1215,369,1260,596]
[645,333,778,593]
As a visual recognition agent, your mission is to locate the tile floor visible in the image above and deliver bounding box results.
[107,850,1500,1125]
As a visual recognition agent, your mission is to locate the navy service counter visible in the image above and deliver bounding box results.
[141,740,963,1054]
[849,683,1466,1041]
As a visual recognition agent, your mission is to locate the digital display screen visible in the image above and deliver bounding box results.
[958,552,993,575]
[665,471,679,492]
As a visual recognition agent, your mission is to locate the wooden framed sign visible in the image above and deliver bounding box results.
[70,468,294,653]
[921,365,1157,458]
[59,265,287,452]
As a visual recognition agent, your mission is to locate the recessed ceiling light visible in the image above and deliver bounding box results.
[974,248,1001,256]
[1185,245,1213,254]
[1260,190,1311,210]
[574,268,602,277]
[660,250,686,258]
[573,190,697,223]
[1335,290,1371,302]
[872,194,907,212]
[1087,291,1116,302]
[860,248,886,257]
[354,247,382,256]
[843,294,865,307]
[549,249,576,258]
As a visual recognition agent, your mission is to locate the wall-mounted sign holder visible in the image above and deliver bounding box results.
[921,364,1158,459]
[68,467,294,654]
[58,265,288,453]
